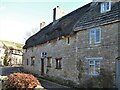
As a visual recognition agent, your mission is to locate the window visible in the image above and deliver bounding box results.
[32,47,33,52]
[26,49,27,52]
[26,59,29,65]
[16,59,17,64]
[89,27,101,44]
[56,58,62,69]
[89,60,100,76]
[68,37,70,44]
[86,57,103,76]
[101,1,111,13]
[31,56,35,66]
[66,37,70,44]
[47,57,52,67]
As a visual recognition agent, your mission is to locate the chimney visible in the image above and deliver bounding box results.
[53,6,64,22]
[53,7,56,22]
[40,21,45,30]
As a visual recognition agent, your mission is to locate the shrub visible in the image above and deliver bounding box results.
[5,73,42,89]
[3,54,9,66]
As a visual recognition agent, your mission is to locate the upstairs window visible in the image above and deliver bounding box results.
[101,1,111,13]
[89,27,101,44]
[66,37,70,44]
[67,37,70,44]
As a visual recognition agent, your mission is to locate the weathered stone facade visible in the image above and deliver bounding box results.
[75,22,119,87]
[0,40,23,66]
[23,34,79,83]
[23,1,120,88]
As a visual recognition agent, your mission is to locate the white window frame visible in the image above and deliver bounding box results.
[100,1,111,13]
[89,27,101,44]
[89,60,100,76]
[86,57,103,76]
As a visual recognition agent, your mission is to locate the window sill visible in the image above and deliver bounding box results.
[89,43,101,47]
[55,68,62,70]
[89,74,99,76]
[47,66,51,68]
[31,65,35,66]
[101,10,111,14]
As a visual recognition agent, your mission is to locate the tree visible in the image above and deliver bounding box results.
[24,27,39,42]
[3,54,9,66]
[24,21,45,43]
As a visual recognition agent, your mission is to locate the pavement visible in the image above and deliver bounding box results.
[0,66,22,76]
[39,78,74,90]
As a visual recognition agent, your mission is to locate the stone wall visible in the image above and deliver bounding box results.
[23,34,79,84]
[76,22,119,87]
[23,21,119,88]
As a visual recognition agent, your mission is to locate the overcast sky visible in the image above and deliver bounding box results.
[0,0,92,44]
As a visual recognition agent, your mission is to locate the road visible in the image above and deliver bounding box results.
[0,66,22,76]
[0,66,75,90]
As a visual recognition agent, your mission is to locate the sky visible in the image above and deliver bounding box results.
[0,0,92,44]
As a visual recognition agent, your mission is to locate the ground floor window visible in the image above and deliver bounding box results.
[86,57,102,76]
[89,60,100,76]
[47,57,52,67]
[56,58,62,69]
[26,59,29,65]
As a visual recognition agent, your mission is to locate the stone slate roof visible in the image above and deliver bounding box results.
[23,1,120,49]
[74,1,120,31]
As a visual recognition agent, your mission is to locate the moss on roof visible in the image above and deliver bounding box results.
[0,40,24,49]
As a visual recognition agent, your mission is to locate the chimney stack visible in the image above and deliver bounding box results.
[53,6,64,22]
[40,21,45,30]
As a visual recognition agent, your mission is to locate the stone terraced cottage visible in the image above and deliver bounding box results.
[23,0,120,88]
[0,40,23,66]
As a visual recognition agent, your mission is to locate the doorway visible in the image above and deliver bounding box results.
[41,58,44,75]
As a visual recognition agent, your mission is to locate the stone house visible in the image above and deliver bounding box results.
[23,0,120,88]
[8,48,23,65]
[0,40,23,66]
[0,42,6,66]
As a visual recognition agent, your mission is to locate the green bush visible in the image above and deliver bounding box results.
[3,54,9,66]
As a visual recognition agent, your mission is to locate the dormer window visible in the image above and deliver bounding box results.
[100,1,111,13]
